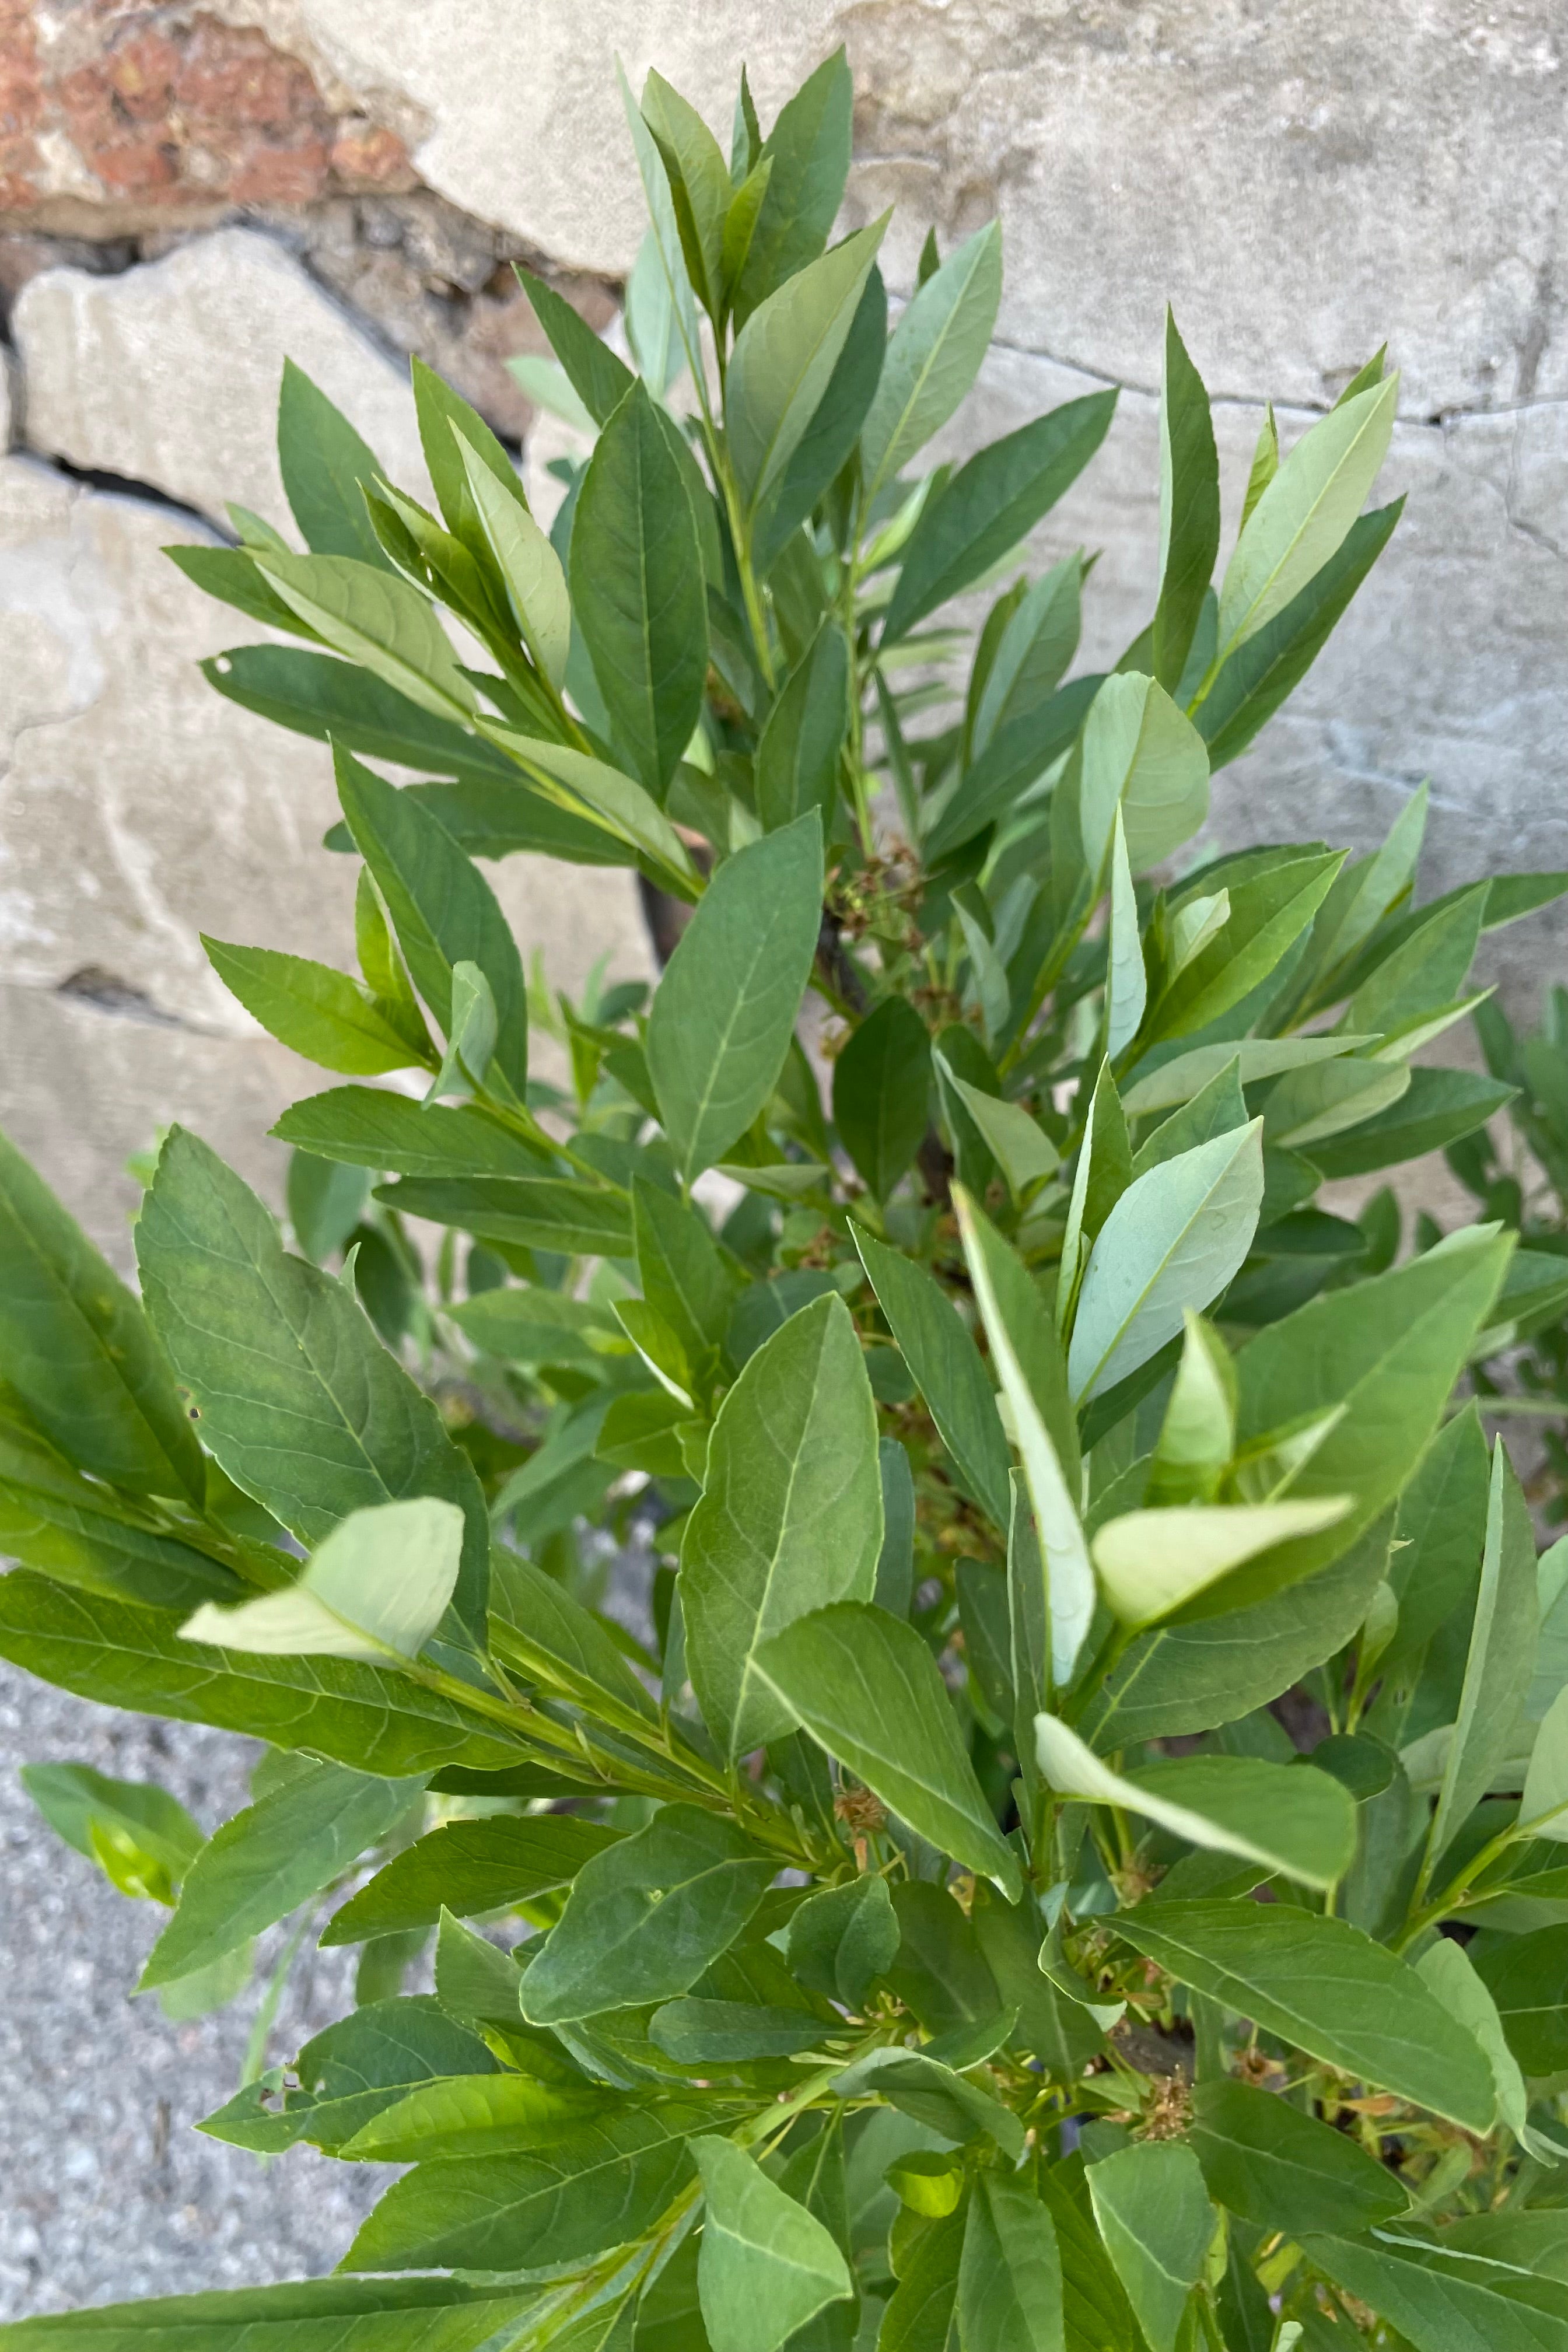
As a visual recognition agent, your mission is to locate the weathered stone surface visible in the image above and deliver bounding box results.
[13,225,429,527]
[0,450,654,1255]
[278,0,1567,418]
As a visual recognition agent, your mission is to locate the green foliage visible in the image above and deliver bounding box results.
[5,47,1568,2352]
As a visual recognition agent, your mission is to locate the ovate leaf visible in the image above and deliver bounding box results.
[647,813,824,1179]
[692,2137,853,2352]
[0,1126,202,1503]
[957,2172,1065,2352]
[519,1805,774,2024]
[1086,2141,1213,2352]
[751,1602,1021,1898]
[681,1294,882,1758]
[181,1498,464,1665]
[202,939,422,1076]
[832,998,930,1203]
[254,551,477,723]
[1116,1899,1497,2132]
[1189,2077,1406,2236]
[1077,671,1210,881]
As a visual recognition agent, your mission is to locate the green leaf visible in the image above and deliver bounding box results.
[0,2275,545,2350]
[1153,312,1220,692]
[200,642,514,785]
[1068,1122,1263,1401]
[1303,2235,1568,2352]
[341,2070,604,2162]
[376,1175,631,1258]
[488,1545,660,1725]
[649,2000,827,2063]
[134,1128,490,1651]
[570,381,708,799]
[516,269,635,426]
[1036,1714,1354,1888]
[634,1177,736,1396]
[971,556,1084,761]
[519,1805,774,2024]
[410,353,527,545]
[345,2101,708,2274]
[939,1071,1058,1205]
[752,267,886,574]
[1078,671,1210,881]
[884,391,1116,640]
[860,221,1002,502]
[756,619,850,833]
[876,2203,965,2352]
[335,747,528,1107]
[253,551,477,724]
[1122,1035,1365,1118]
[202,1992,497,2156]
[647,813,824,1179]
[182,1497,464,1665]
[1189,2077,1406,2236]
[681,1293,881,1758]
[273,1088,544,1180]
[1215,373,1398,660]
[1429,1439,1538,1859]
[1116,1899,1498,2130]
[640,72,732,321]
[140,1759,412,1988]
[1522,1683,1568,1842]
[0,1125,202,1503]
[276,358,392,572]
[955,1191,1091,1686]
[0,1573,523,1776]
[451,426,569,685]
[1079,1510,1392,1746]
[693,2137,853,2352]
[489,734,700,892]
[733,50,854,321]
[957,2171,1065,2352]
[787,1874,901,2009]
[1260,1054,1410,1149]
[727,218,889,516]
[1301,1068,1514,1180]
[1205,1230,1511,1616]
[855,1227,1012,1531]
[323,1814,619,1943]
[1474,1926,1568,2074]
[832,998,930,1202]
[834,2046,1023,2155]
[22,1760,202,1891]
[1104,809,1147,1057]
[1149,849,1343,1044]
[1092,1498,1352,1628]
[1086,2141,1213,2352]
[1198,496,1405,771]
[750,1602,1022,1898]
[202,939,421,1076]
[1382,1402,1490,1668]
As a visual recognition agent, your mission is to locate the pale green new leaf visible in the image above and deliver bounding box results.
[341,2072,603,2162]
[681,1293,882,1757]
[253,551,477,723]
[860,220,1002,502]
[1522,1684,1568,1844]
[1215,373,1399,658]
[489,733,698,894]
[182,1498,464,1665]
[693,2137,853,2352]
[751,1602,1021,1897]
[956,1189,1092,1686]
[1068,1121,1264,1400]
[1035,1713,1356,1889]
[202,939,421,1076]
[1121,1034,1371,1117]
[937,1066,1057,1203]
[1092,1497,1352,1628]
[452,426,569,684]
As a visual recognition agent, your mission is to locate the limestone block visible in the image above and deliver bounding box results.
[12,226,430,531]
[290,0,842,275]
[284,0,1565,418]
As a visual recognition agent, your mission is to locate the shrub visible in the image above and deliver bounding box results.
[4,47,1568,2350]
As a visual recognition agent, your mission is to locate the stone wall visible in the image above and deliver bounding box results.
[0,0,1564,2315]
